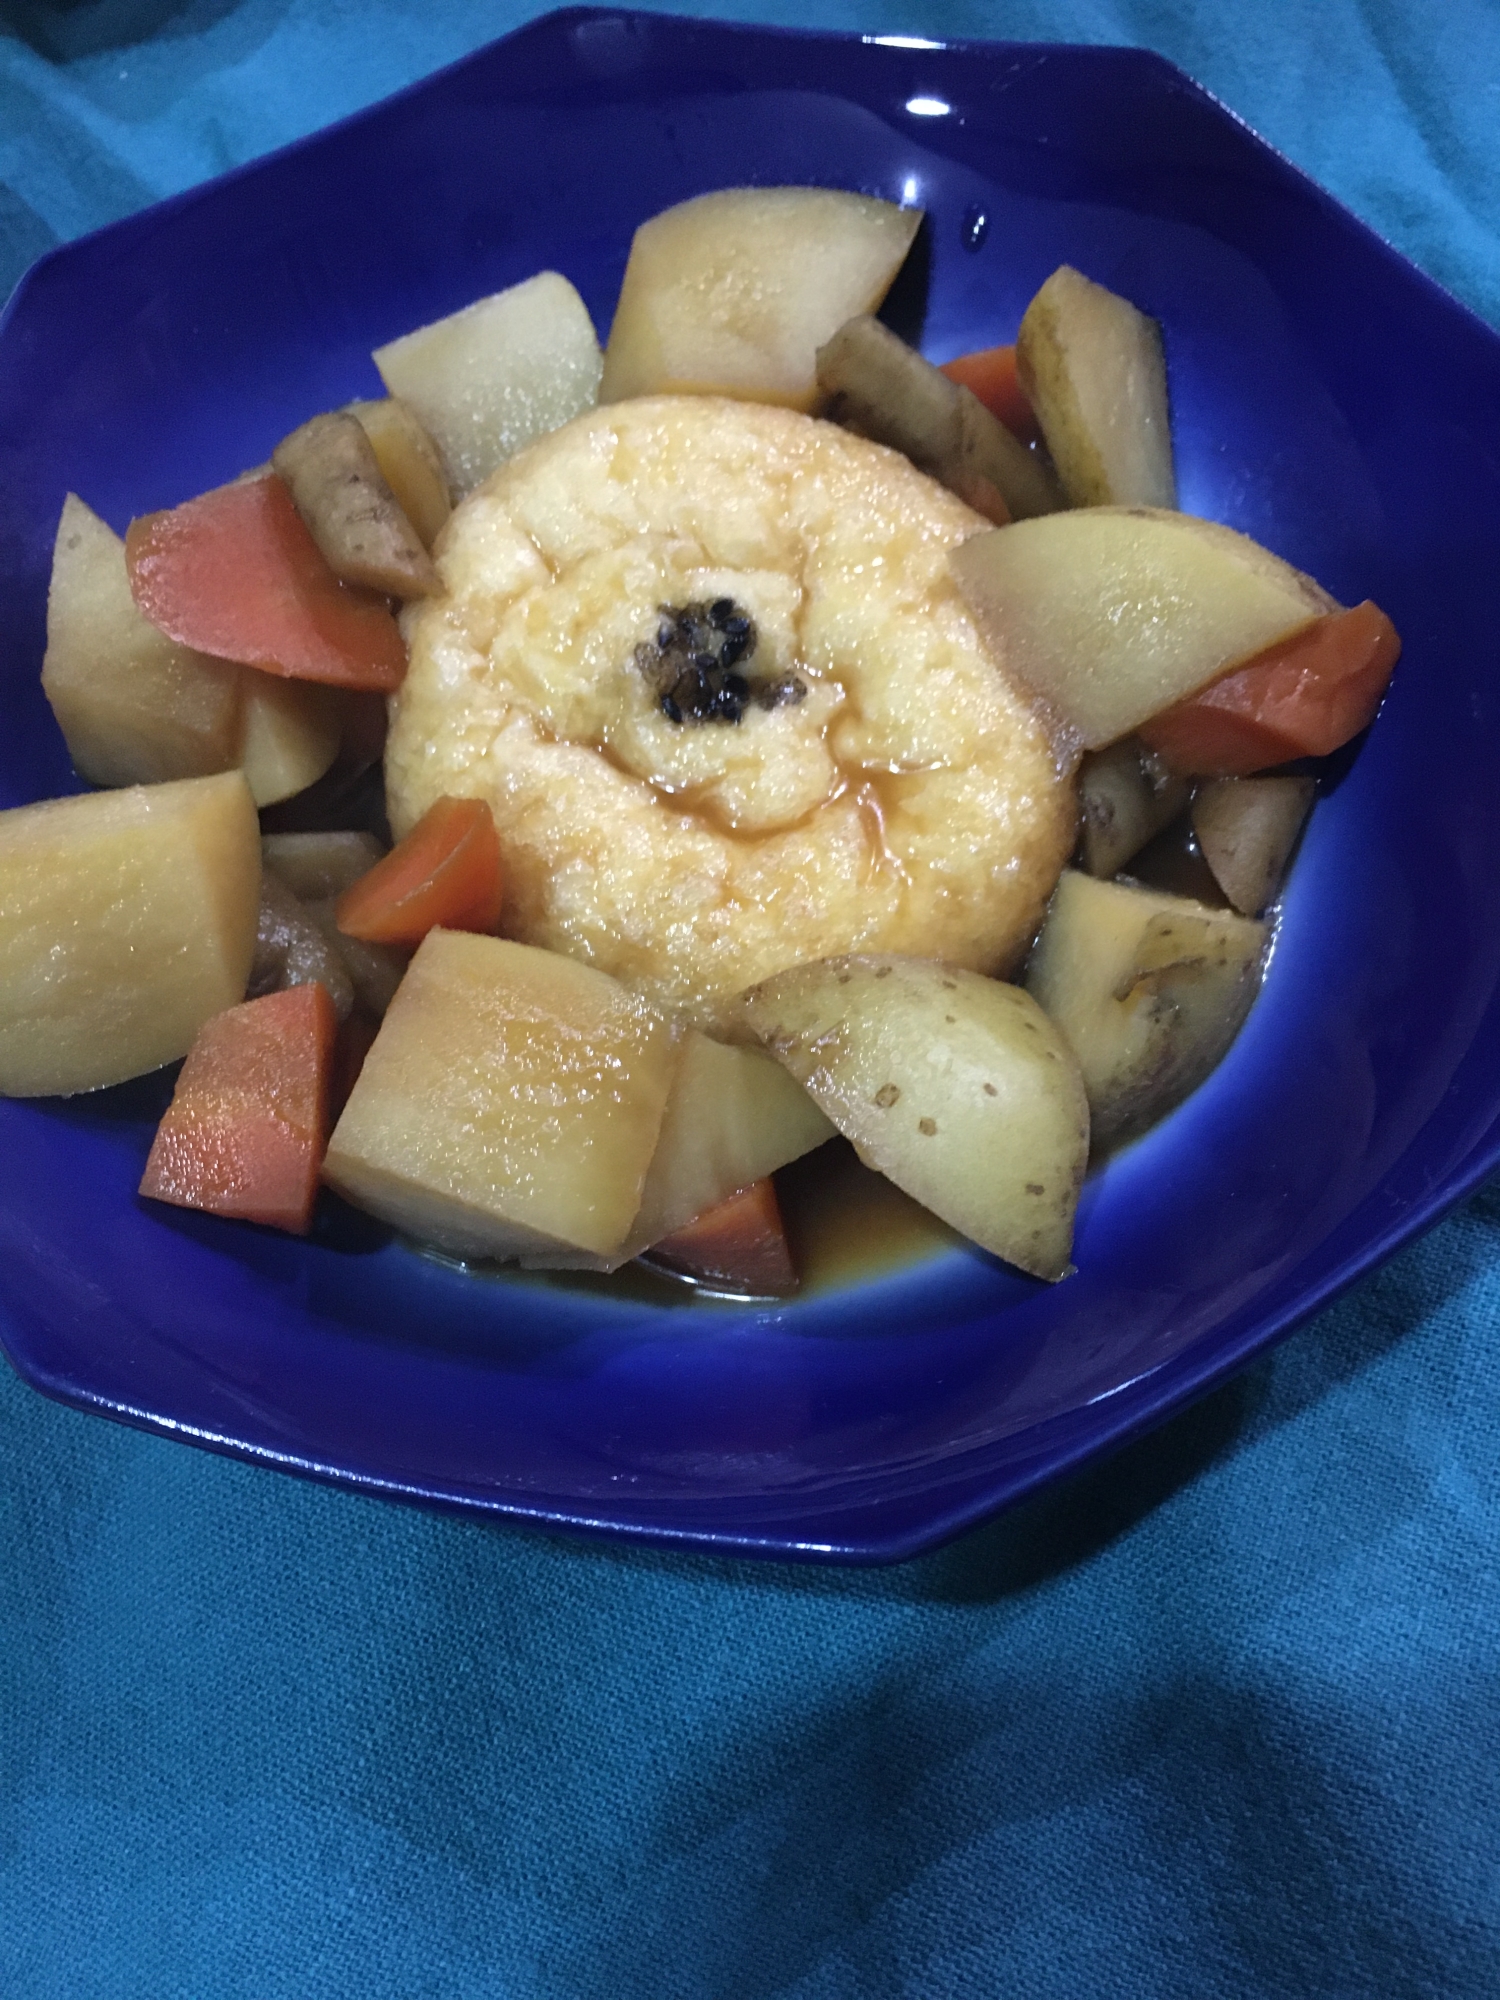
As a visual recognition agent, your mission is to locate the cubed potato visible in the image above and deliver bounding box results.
[237,672,343,807]
[600,188,921,411]
[1193,774,1316,915]
[738,956,1089,1280]
[1025,869,1266,1148]
[42,494,244,788]
[1017,264,1176,507]
[261,831,385,900]
[814,314,1061,523]
[346,397,451,548]
[272,411,440,598]
[951,507,1337,754]
[322,931,676,1261]
[373,272,602,498]
[0,771,261,1096]
[1077,737,1192,878]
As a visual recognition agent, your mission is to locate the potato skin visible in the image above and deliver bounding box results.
[738,954,1089,1280]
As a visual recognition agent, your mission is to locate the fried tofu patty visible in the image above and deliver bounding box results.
[386,396,1073,1027]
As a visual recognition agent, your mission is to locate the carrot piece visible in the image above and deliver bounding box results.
[939,343,1041,447]
[125,474,407,692]
[648,1178,798,1297]
[333,795,503,946]
[1139,601,1401,778]
[140,982,338,1234]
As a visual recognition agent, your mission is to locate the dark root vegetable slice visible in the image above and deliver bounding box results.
[334,795,503,946]
[126,474,407,692]
[1139,600,1400,777]
[272,411,440,599]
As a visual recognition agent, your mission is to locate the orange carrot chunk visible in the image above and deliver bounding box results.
[648,1178,798,1297]
[140,982,338,1235]
[334,795,503,946]
[125,474,407,693]
[1139,601,1401,778]
[939,343,1042,447]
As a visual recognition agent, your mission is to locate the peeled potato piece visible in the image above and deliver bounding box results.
[1025,870,1266,1148]
[601,188,921,411]
[1077,736,1192,878]
[1193,775,1316,916]
[323,931,676,1263]
[952,507,1336,754]
[272,411,439,598]
[738,955,1089,1281]
[237,673,342,807]
[1017,265,1175,507]
[346,398,451,548]
[374,271,602,498]
[42,494,244,789]
[814,315,1060,523]
[0,771,261,1097]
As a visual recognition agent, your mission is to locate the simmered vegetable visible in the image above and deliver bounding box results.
[1193,775,1317,916]
[1077,737,1192,879]
[647,1178,798,1297]
[272,411,440,599]
[333,795,503,946]
[247,869,356,1020]
[346,397,451,548]
[938,344,1041,447]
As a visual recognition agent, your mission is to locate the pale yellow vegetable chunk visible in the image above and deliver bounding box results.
[347,397,452,548]
[323,931,677,1263]
[1025,870,1266,1147]
[600,188,920,410]
[0,771,261,1097]
[738,955,1089,1281]
[237,674,342,807]
[42,494,243,789]
[951,507,1336,753]
[374,272,603,497]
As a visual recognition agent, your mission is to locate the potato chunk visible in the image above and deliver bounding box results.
[1017,265,1175,507]
[374,272,602,497]
[346,397,451,548]
[1077,737,1191,878]
[1025,870,1266,1147]
[952,507,1336,753]
[42,494,244,788]
[738,956,1089,1280]
[323,931,676,1262]
[1193,775,1316,915]
[600,188,920,410]
[237,673,342,807]
[0,771,261,1096]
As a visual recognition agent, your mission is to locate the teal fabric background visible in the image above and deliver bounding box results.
[4,4,1500,1993]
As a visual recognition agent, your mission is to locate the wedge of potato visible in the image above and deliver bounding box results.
[237,673,343,807]
[374,272,602,498]
[42,494,245,789]
[272,411,439,598]
[0,771,261,1096]
[323,931,676,1263]
[1025,870,1266,1147]
[1193,775,1316,916]
[1017,264,1175,507]
[814,314,1061,523]
[600,188,921,410]
[346,397,451,548]
[738,955,1089,1280]
[1077,737,1192,878]
[951,507,1336,754]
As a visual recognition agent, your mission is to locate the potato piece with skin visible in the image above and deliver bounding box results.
[1193,775,1316,916]
[1077,737,1192,878]
[323,931,677,1262]
[43,494,244,788]
[815,315,1061,523]
[0,771,261,1097]
[1025,870,1266,1149]
[272,411,440,598]
[374,272,602,498]
[346,398,451,548]
[952,507,1337,755]
[738,956,1089,1281]
[601,188,921,411]
[1018,265,1175,508]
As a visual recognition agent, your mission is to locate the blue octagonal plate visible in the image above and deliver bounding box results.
[3,9,1500,1563]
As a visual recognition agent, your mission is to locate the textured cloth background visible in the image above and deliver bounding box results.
[3,4,1500,1995]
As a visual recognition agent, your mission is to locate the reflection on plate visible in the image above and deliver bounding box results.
[3,9,1500,1562]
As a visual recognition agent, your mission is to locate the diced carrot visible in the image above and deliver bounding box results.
[125,474,407,692]
[648,1178,798,1297]
[140,982,338,1234]
[333,795,503,946]
[1139,601,1401,777]
[939,343,1042,447]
